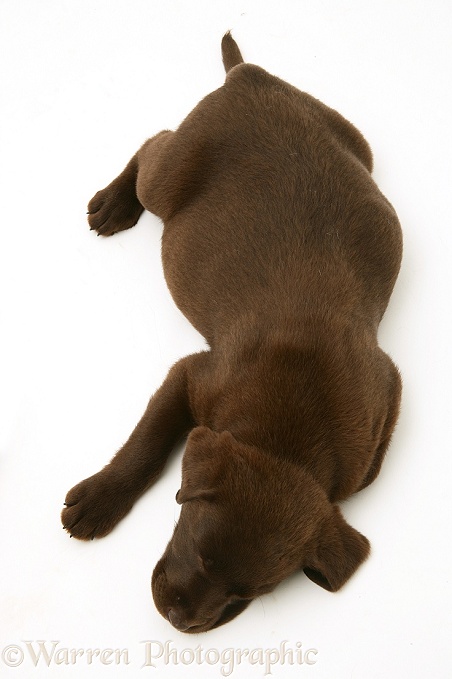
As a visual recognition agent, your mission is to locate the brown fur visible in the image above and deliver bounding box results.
[61,32,402,633]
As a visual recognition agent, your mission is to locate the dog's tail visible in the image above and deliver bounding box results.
[221,31,244,73]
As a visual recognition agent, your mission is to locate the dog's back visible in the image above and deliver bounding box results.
[139,35,402,345]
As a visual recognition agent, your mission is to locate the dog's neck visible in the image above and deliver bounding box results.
[201,320,383,502]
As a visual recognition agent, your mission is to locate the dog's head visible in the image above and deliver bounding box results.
[152,427,370,632]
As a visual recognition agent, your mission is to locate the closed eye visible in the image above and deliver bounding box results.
[227,586,254,600]
[229,582,275,599]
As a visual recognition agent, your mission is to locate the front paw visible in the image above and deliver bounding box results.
[61,471,134,540]
[87,184,143,237]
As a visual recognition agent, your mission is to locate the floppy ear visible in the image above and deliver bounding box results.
[303,505,370,592]
[176,426,226,504]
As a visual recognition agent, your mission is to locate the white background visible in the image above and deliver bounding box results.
[1,1,451,677]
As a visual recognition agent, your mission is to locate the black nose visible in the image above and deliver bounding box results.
[167,608,189,631]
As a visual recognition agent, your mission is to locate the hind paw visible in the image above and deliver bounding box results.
[87,183,144,236]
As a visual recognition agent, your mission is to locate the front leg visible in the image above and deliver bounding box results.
[61,353,207,540]
[358,357,402,491]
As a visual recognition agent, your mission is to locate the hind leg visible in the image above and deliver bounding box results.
[87,152,144,236]
[88,130,172,236]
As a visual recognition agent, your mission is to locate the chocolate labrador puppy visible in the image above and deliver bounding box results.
[62,33,402,633]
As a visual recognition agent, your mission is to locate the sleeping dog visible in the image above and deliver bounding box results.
[62,33,402,633]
